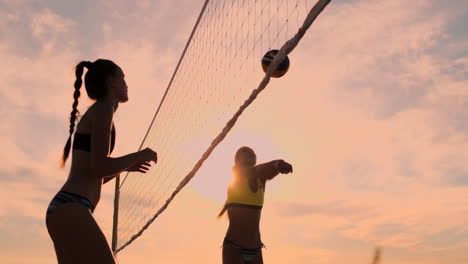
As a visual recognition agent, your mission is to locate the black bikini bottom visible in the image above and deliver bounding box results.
[46,191,95,225]
[222,237,266,262]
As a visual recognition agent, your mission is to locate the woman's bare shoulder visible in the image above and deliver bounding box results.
[74,109,92,134]
[74,103,106,133]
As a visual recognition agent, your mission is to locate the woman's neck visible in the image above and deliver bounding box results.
[99,96,119,112]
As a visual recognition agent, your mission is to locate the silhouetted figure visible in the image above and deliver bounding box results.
[45,59,157,264]
[219,146,293,264]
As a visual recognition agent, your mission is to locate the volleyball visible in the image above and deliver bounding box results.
[261,49,290,78]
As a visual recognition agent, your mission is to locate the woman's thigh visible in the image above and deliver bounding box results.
[249,250,263,264]
[223,244,244,264]
[52,241,67,264]
[46,203,116,264]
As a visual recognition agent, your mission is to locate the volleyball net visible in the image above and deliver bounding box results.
[113,0,332,254]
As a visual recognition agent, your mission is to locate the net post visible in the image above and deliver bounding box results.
[111,174,120,254]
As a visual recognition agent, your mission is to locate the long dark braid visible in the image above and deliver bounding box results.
[60,61,93,168]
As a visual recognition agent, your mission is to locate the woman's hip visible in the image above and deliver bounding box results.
[45,191,95,226]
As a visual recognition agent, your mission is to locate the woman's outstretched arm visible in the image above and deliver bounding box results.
[103,160,152,184]
[254,160,293,181]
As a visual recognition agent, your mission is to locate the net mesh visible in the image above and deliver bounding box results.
[115,0,331,253]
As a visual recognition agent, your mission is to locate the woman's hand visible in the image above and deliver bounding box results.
[277,160,293,174]
[138,147,158,163]
[126,161,152,173]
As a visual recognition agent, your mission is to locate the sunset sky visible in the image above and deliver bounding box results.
[1,0,468,263]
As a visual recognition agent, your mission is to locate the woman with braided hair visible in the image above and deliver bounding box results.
[219,146,293,264]
[45,59,157,263]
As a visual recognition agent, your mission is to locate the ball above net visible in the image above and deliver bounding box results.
[261,49,290,78]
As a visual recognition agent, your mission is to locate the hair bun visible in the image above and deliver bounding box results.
[84,61,93,69]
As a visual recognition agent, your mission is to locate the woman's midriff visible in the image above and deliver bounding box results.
[226,206,262,248]
[61,151,103,207]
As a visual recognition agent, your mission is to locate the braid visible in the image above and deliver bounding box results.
[60,61,92,168]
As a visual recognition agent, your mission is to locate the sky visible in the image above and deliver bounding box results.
[0,0,468,263]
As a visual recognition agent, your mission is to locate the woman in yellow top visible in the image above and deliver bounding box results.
[219,146,293,264]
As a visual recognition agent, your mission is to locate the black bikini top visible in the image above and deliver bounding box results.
[72,124,116,154]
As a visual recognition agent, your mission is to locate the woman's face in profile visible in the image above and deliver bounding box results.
[108,67,128,103]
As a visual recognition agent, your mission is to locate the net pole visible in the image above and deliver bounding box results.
[119,0,211,189]
[115,0,333,253]
[111,174,121,253]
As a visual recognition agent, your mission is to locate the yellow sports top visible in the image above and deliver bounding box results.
[225,168,264,209]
